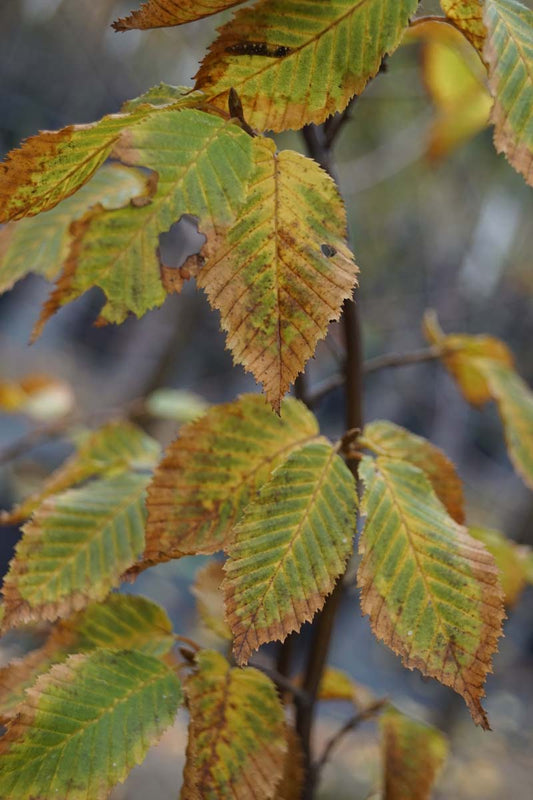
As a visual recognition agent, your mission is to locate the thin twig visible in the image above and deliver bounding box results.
[250,662,311,706]
[314,699,387,778]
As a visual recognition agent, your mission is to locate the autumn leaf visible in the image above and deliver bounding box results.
[224,442,357,665]
[182,649,286,799]
[195,0,419,132]
[484,0,533,186]
[358,455,505,729]
[144,394,321,566]
[197,136,357,410]
[362,419,465,524]
[470,526,530,606]
[113,0,247,30]
[192,560,231,641]
[0,594,174,719]
[0,650,182,800]
[380,706,448,800]
[440,0,486,51]
[1,473,149,630]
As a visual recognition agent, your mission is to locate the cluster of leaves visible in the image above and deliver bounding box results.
[0,0,531,798]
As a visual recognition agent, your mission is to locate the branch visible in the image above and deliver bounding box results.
[250,661,311,706]
[314,699,387,778]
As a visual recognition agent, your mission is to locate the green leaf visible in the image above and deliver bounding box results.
[224,441,357,665]
[0,164,147,294]
[2,473,150,630]
[195,0,419,132]
[0,650,182,800]
[484,0,533,186]
[182,649,286,799]
[380,706,448,800]
[362,420,465,524]
[440,0,486,51]
[113,0,248,30]
[469,526,530,606]
[36,107,253,329]
[144,394,321,565]
[196,136,358,411]
[144,388,209,423]
[358,455,504,729]
[2,419,160,524]
[0,595,174,719]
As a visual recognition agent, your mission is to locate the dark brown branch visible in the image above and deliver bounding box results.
[314,699,387,778]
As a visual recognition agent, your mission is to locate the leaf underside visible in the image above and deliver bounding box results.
[358,455,504,729]
[113,0,247,30]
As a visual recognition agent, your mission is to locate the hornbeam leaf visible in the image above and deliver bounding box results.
[484,0,533,186]
[318,667,374,708]
[440,1,486,51]
[113,0,247,30]
[144,394,321,565]
[182,649,286,799]
[362,420,465,523]
[195,0,419,132]
[0,650,182,800]
[2,419,160,524]
[192,560,231,641]
[0,164,147,294]
[357,455,504,729]
[36,108,253,328]
[1,473,150,630]
[380,706,448,800]
[469,526,530,606]
[224,441,357,665]
[0,595,174,719]
[197,137,357,410]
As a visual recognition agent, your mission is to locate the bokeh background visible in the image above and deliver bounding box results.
[1,1,532,797]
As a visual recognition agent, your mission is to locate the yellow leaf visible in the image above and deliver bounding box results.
[191,560,231,641]
[440,0,486,51]
[469,527,530,606]
[113,0,247,30]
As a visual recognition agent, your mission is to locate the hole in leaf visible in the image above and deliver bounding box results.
[159,215,206,269]
[321,243,337,258]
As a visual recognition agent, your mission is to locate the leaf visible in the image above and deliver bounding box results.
[484,0,533,186]
[318,666,373,708]
[2,419,159,524]
[113,0,247,30]
[197,137,357,410]
[0,594,174,719]
[144,394,320,565]
[423,310,514,406]
[362,420,465,524]
[224,441,357,665]
[440,0,486,51]
[191,560,232,641]
[0,164,147,294]
[144,388,209,423]
[182,649,286,799]
[380,706,448,800]
[277,726,304,800]
[0,374,74,421]
[36,107,253,329]
[1,473,150,630]
[0,650,182,800]
[357,455,505,729]
[195,0,419,132]
[469,527,530,606]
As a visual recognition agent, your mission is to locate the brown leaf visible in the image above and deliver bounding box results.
[113,0,247,31]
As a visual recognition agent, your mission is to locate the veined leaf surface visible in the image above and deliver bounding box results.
[2,419,159,524]
[113,0,247,30]
[381,706,448,800]
[484,0,533,186]
[36,108,253,328]
[144,394,321,565]
[0,595,174,718]
[2,473,149,630]
[358,455,504,729]
[198,137,357,410]
[362,420,465,523]
[182,649,286,799]
[0,650,182,800]
[224,441,357,665]
[0,164,147,294]
[440,0,486,51]
[195,0,419,132]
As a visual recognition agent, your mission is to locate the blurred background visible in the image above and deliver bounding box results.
[1,1,532,797]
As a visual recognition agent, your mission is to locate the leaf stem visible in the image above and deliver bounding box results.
[314,699,387,779]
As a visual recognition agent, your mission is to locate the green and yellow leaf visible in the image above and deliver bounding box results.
[0,164,147,294]
[113,0,247,30]
[358,455,505,729]
[380,706,448,800]
[192,560,231,641]
[0,650,182,800]
[0,594,174,719]
[362,420,465,524]
[469,527,530,606]
[144,394,320,565]
[1,473,150,630]
[197,137,357,410]
[484,0,533,186]
[2,419,159,524]
[182,649,286,799]
[440,0,486,51]
[224,441,357,665]
[195,0,419,132]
